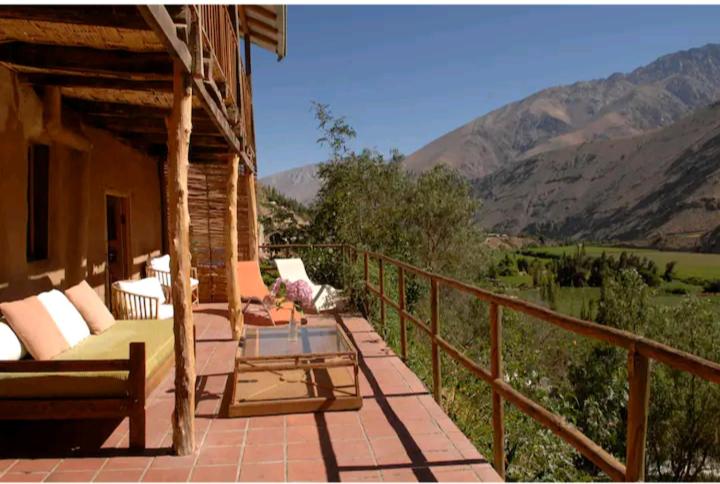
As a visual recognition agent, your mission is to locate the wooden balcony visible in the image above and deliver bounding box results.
[0,5,284,169]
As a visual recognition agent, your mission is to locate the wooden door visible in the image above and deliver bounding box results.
[106,195,130,288]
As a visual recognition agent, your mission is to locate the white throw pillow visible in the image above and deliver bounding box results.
[150,254,171,272]
[117,277,166,303]
[37,289,91,347]
[0,321,27,360]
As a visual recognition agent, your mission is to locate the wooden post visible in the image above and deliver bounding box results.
[430,278,441,403]
[378,258,385,333]
[490,302,506,479]
[399,267,407,361]
[128,342,146,449]
[363,252,369,290]
[225,153,242,340]
[167,59,196,456]
[243,171,259,261]
[626,348,651,481]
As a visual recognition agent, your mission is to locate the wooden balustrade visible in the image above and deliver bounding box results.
[259,243,720,481]
[195,5,238,106]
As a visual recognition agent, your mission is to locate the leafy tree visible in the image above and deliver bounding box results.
[645,299,720,480]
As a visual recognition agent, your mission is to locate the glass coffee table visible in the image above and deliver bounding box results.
[228,323,362,417]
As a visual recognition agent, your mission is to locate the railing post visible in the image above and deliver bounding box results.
[379,257,385,334]
[363,251,369,291]
[490,302,506,479]
[626,348,651,481]
[399,266,407,361]
[430,278,441,403]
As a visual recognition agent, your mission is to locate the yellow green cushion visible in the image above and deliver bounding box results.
[0,319,174,399]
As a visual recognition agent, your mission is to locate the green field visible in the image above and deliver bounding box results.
[524,244,720,282]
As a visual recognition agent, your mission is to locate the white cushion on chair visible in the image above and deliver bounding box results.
[191,277,199,288]
[37,289,91,347]
[149,254,171,272]
[117,277,166,303]
[158,304,174,320]
[0,321,27,360]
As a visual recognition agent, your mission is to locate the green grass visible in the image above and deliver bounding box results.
[517,285,720,319]
[524,245,720,282]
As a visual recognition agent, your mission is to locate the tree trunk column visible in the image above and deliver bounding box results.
[167,59,195,456]
[244,170,259,261]
[226,153,243,339]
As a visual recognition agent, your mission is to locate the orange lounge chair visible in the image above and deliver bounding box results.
[236,260,298,326]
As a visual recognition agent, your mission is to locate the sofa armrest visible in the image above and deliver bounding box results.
[111,283,161,320]
[0,342,145,382]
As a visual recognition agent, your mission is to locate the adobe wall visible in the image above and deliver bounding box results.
[0,66,163,303]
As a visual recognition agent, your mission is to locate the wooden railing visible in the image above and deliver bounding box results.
[259,243,720,481]
[195,5,238,107]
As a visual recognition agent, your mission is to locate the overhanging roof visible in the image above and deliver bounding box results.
[239,5,286,60]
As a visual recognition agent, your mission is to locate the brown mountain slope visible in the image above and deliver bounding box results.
[475,102,720,249]
[405,44,720,179]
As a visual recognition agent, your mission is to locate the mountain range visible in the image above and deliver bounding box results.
[260,44,720,248]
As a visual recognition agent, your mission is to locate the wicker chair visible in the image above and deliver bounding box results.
[146,256,200,306]
[111,281,164,320]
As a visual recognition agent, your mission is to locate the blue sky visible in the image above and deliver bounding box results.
[251,5,720,177]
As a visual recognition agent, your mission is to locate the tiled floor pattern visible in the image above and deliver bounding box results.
[0,304,500,482]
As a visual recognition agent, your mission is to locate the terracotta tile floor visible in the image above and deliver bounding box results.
[0,304,500,482]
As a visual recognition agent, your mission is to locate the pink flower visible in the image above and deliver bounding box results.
[270,278,314,310]
[285,280,314,308]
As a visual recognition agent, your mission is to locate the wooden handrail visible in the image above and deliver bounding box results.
[192,5,239,107]
[260,243,720,481]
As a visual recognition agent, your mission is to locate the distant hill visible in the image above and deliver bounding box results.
[476,102,720,249]
[257,44,720,249]
[404,44,720,180]
[259,163,321,205]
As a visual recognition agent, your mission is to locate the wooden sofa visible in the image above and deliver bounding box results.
[0,316,174,449]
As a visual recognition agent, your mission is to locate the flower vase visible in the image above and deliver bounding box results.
[288,306,298,341]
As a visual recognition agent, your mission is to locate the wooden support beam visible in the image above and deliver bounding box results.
[378,258,385,334]
[490,302,506,480]
[244,171,259,261]
[399,267,407,361]
[0,6,151,30]
[0,42,172,79]
[226,153,243,340]
[166,60,196,456]
[626,349,651,481]
[19,73,171,92]
[430,278,441,404]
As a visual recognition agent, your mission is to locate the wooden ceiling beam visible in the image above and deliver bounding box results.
[62,99,215,120]
[86,118,224,137]
[0,42,172,78]
[246,17,278,37]
[245,6,277,21]
[18,73,172,92]
[0,6,150,30]
[109,131,228,147]
[248,30,279,47]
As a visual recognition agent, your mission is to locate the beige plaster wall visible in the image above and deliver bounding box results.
[0,66,163,303]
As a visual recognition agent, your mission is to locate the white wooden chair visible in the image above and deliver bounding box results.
[111,278,173,320]
[146,254,200,305]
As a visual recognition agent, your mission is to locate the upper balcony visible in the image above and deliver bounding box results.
[0,5,285,171]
